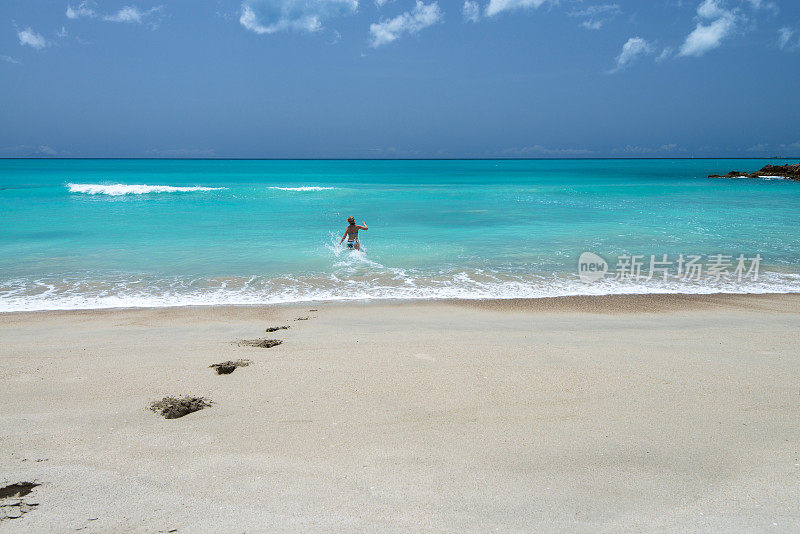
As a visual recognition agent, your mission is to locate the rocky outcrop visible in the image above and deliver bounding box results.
[709,163,800,180]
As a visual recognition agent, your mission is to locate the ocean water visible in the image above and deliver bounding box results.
[2,158,800,312]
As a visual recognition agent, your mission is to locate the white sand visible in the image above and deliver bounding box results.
[1,294,799,532]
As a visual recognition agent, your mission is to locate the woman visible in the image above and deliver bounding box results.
[339,216,368,250]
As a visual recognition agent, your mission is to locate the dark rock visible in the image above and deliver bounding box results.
[265,325,290,332]
[709,162,800,180]
[150,396,211,419]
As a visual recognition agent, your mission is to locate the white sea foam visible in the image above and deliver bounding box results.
[268,186,335,191]
[67,183,227,195]
[2,270,800,312]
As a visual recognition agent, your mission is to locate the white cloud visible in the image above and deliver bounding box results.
[66,1,96,19]
[778,27,793,48]
[1,54,21,64]
[18,27,48,49]
[655,47,673,62]
[104,6,162,24]
[696,0,726,19]
[67,2,163,27]
[57,26,69,38]
[746,143,769,152]
[374,0,394,5]
[623,143,681,154]
[570,3,620,30]
[369,1,442,47]
[486,0,552,17]
[679,0,737,57]
[610,36,652,73]
[780,140,800,151]
[240,0,358,34]
[679,15,735,56]
[571,3,620,17]
[777,26,798,50]
[0,145,58,156]
[146,147,217,157]
[505,145,592,156]
[744,0,777,13]
[463,1,480,22]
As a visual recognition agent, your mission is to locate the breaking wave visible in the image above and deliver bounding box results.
[67,183,227,195]
[268,186,336,191]
[2,269,800,312]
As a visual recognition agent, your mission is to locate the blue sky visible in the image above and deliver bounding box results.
[1,0,799,158]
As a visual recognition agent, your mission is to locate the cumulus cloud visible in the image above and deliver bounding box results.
[1,54,21,64]
[610,36,652,73]
[18,27,48,49]
[240,0,358,34]
[463,1,480,22]
[679,0,737,57]
[369,1,442,47]
[696,0,727,19]
[570,3,620,30]
[485,0,553,17]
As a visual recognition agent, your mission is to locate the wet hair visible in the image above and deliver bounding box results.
[347,216,355,224]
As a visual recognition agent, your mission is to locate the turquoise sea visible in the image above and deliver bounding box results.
[2,158,800,312]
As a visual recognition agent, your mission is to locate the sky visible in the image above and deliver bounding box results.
[1,0,799,158]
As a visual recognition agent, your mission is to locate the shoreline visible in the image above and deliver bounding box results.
[3,290,800,317]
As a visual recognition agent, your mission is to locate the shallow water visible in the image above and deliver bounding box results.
[2,158,799,311]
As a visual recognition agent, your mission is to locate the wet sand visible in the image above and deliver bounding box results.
[1,293,799,532]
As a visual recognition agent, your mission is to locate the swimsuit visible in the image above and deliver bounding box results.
[346,224,359,249]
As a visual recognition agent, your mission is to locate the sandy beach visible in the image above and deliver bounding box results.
[1,293,799,532]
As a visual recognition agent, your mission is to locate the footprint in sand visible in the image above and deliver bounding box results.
[209,359,251,375]
[0,482,40,521]
[236,339,282,348]
[150,396,212,419]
